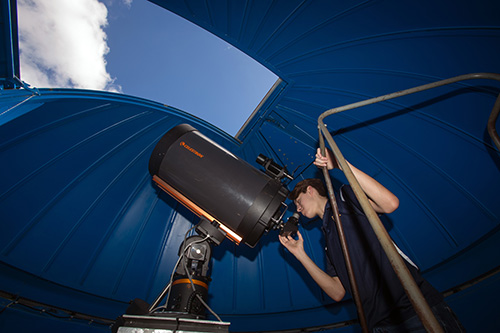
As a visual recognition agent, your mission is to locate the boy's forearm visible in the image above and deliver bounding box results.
[346,162,399,214]
[294,251,346,302]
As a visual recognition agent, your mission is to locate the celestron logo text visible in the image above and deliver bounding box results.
[180,141,204,158]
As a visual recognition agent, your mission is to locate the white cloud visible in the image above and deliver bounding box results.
[18,0,121,92]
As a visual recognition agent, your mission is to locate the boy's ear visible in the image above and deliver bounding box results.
[306,185,313,195]
[307,186,320,198]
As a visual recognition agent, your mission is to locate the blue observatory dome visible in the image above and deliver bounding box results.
[1,0,500,332]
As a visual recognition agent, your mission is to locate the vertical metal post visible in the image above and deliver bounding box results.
[319,132,369,333]
[487,93,500,152]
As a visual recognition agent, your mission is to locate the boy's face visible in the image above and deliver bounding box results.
[294,186,316,219]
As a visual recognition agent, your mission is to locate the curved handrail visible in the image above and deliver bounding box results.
[317,73,500,333]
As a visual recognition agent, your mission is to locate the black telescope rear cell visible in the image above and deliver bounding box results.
[149,124,288,247]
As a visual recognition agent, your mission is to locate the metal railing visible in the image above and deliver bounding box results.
[317,73,500,332]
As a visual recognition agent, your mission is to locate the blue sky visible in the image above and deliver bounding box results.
[17,0,277,136]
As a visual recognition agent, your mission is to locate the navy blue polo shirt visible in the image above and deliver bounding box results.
[322,185,443,330]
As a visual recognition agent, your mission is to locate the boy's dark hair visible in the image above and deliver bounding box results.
[289,178,327,200]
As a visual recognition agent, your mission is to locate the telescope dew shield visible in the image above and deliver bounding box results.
[149,124,288,247]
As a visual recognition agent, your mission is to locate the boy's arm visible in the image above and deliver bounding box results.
[279,231,346,301]
[314,148,399,214]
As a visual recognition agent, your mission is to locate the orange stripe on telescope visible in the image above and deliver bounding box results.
[152,175,242,244]
[172,278,209,289]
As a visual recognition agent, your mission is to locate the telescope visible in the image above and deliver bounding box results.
[148,123,290,247]
[114,124,297,332]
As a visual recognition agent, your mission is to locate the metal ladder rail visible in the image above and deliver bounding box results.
[317,72,500,333]
[318,133,369,332]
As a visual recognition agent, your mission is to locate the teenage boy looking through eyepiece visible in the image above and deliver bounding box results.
[279,148,465,332]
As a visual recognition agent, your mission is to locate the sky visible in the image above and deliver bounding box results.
[16,0,278,136]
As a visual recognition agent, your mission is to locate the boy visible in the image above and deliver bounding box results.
[279,148,464,332]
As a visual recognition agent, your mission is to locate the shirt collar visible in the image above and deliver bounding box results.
[322,200,332,230]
